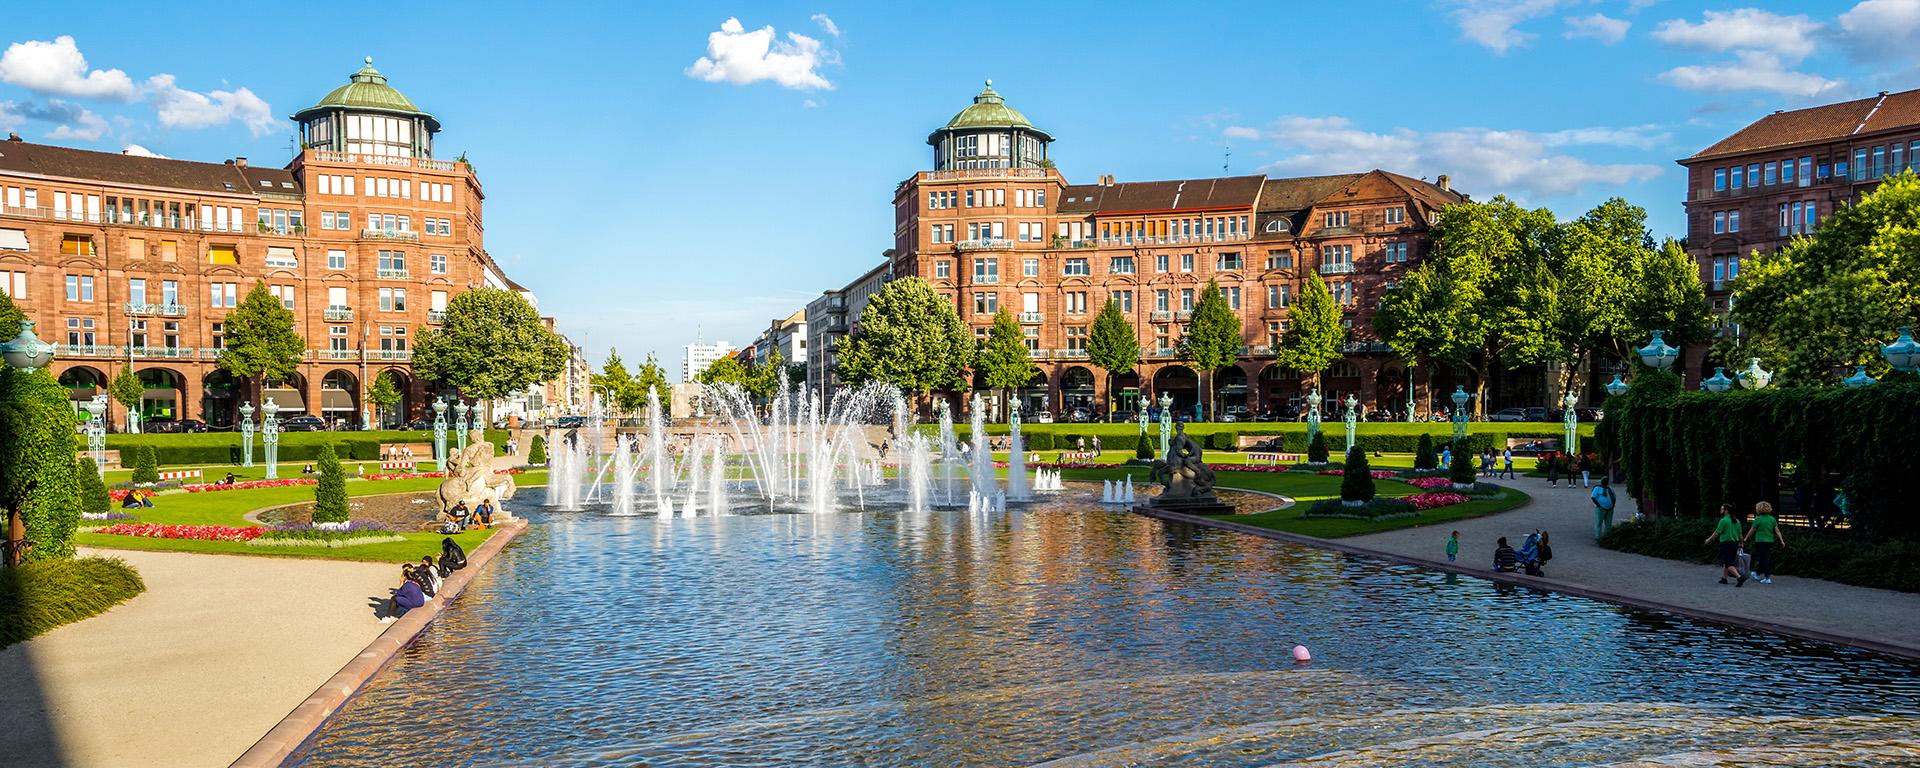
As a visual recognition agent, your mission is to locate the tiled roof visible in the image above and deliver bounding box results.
[1059,174,1266,215]
[0,138,261,196]
[1690,88,1920,160]
[1256,173,1366,212]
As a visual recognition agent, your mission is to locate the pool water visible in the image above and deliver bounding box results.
[291,488,1920,767]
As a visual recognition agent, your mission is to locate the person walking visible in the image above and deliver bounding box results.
[1742,501,1787,584]
[1590,479,1616,540]
[1703,503,1748,586]
[1501,447,1515,480]
[1446,530,1460,562]
[1545,450,1561,487]
[1579,453,1593,488]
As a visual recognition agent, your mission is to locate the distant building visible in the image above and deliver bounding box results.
[682,339,735,382]
[1679,87,1920,383]
[749,308,807,380]
[805,260,892,399]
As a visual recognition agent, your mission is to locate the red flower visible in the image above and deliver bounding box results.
[95,523,265,541]
[1406,492,1471,510]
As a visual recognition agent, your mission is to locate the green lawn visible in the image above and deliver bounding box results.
[1003,449,1429,469]
[74,528,498,562]
[104,460,440,485]
[949,421,1594,437]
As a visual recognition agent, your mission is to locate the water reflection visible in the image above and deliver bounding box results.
[292,489,1920,767]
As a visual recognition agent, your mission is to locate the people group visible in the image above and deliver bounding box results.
[120,488,156,508]
[441,498,496,533]
[1488,531,1553,576]
[385,537,469,621]
[1705,502,1788,587]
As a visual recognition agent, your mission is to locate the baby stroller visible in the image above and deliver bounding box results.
[1515,531,1552,576]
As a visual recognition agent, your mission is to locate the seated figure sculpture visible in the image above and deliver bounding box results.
[437,429,517,522]
[1146,423,1234,514]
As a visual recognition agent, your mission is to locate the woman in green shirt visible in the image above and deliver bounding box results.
[1743,501,1787,584]
[1702,503,1747,586]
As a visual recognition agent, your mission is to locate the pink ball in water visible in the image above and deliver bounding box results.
[1291,645,1312,662]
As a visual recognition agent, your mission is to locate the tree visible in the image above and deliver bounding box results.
[591,348,647,416]
[976,309,1036,415]
[216,280,305,405]
[635,353,672,417]
[744,349,789,399]
[367,371,402,428]
[1182,279,1241,420]
[1728,171,1920,384]
[1414,433,1437,470]
[0,367,82,560]
[0,290,21,339]
[1087,298,1140,416]
[77,458,110,516]
[527,434,548,466]
[835,277,973,397]
[312,445,348,524]
[108,366,143,429]
[413,288,568,418]
[1450,439,1477,486]
[697,355,751,389]
[130,445,159,484]
[1307,431,1329,464]
[1277,272,1344,390]
[1340,446,1376,503]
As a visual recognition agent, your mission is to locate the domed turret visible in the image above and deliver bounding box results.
[293,57,440,159]
[927,80,1052,171]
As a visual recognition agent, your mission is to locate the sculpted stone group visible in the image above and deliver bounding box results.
[438,429,516,518]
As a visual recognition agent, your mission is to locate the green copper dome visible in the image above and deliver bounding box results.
[929,80,1050,144]
[293,57,439,131]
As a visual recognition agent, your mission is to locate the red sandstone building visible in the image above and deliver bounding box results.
[890,82,1471,419]
[0,58,521,428]
[1679,87,1920,380]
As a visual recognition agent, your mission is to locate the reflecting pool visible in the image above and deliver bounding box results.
[292,488,1920,767]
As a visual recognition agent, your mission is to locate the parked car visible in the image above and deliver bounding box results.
[405,418,432,430]
[280,415,328,432]
[1031,410,1055,424]
[1488,407,1532,422]
[1067,407,1092,423]
[145,418,208,433]
[554,415,588,429]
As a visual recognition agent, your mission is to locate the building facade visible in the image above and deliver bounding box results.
[0,57,515,428]
[888,82,1469,419]
[682,339,736,383]
[1679,87,1920,381]
[805,260,891,399]
[750,309,807,374]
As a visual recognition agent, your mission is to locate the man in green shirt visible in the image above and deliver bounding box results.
[1743,501,1788,584]
[1703,504,1747,586]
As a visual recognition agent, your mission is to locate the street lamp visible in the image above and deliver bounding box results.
[239,401,255,467]
[1306,387,1323,445]
[1637,330,1679,371]
[261,397,281,479]
[454,401,471,454]
[1562,390,1579,455]
[1405,367,1416,424]
[432,398,449,472]
[0,320,55,373]
[1882,326,1920,373]
[1343,394,1358,452]
[1703,367,1733,393]
[1450,386,1470,442]
[1605,374,1630,397]
[1736,357,1773,389]
[85,395,108,475]
[1157,392,1173,458]
[1842,365,1877,388]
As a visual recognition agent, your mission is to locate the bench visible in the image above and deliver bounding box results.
[378,461,417,471]
[1235,435,1286,449]
[1055,451,1098,462]
[1245,452,1302,466]
[157,469,201,481]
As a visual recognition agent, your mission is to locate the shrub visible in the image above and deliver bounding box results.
[528,435,548,465]
[77,458,111,516]
[311,445,349,524]
[1414,433,1437,470]
[1340,446,1376,503]
[1449,439,1476,486]
[1600,517,1920,593]
[1136,439,1155,460]
[1307,431,1329,464]
[130,445,160,484]
[1024,431,1055,451]
[342,439,381,461]
[1207,431,1238,451]
[0,557,145,648]
[0,369,83,560]
[1304,497,1416,520]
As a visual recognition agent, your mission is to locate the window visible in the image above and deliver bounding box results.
[1154,289,1169,312]
[1714,168,1728,191]
[431,290,448,312]
[1873,145,1886,178]
[1790,201,1803,234]
[265,247,298,269]
[1023,326,1039,351]
[379,250,407,272]
[328,286,348,309]
[1064,325,1087,352]
[327,249,348,270]
[1713,211,1726,234]
[930,224,947,244]
[1383,242,1409,263]
[269,284,296,310]
[1763,161,1777,186]
[162,321,179,349]
[1321,244,1354,270]
[1017,222,1034,242]
[1063,258,1089,276]
[128,278,147,306]
[380,326,409,352]
[66,317,95,346]
[1835,160,1849,179]
[379,287,407,311]
[934,260,951,279]
[0,270,22,298]
[329,325,350,352]
[207,245,238,265]
[972,257,999,283]
[1731,165,1744,189]
[1323,211,1350,228]
[1266,321,1282,347]
[1155,254,1169,272]
[60,235,93,256]
[1180,288,1194,311]
[1804,200,1817,231]
[1266,250,1294,270]
[1222,285,1240,310]
[1110,256,1135,274]
[210,322,223,349]
[1022,258,1038,277]
[65,274,94,302]
[1384,207,1405,225]
[1728,210,1740,232]
[1747,164,1760,187]
[430,253,447,274]
[972,292,998,314]
[1799,156,1813,187]
[1216,252,1243,270]
[1179,253,1194,272]
[1113,290,1133,312]
[1780,158,1795,184]
[1268,283,1292,308]
[1065,291,1087,314]
[1330,281,1352,306]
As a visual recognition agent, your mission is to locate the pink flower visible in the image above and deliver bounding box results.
[95,523,264,541]
[1405,492,1471,510]
[181,479,318,493]
[1407,477,1456,490]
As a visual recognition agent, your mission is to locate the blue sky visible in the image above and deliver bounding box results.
[4,1,1918,378]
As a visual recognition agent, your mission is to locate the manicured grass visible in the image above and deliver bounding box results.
[74,528,497,563]
[0,556,146,649]
[949,421,1595,437]
[104,461,432,485]
[104,429,508,448]
[1002,449,1428,469]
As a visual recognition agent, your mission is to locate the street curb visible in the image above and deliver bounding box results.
[1132,506,1920,662]
[227,518,529,768]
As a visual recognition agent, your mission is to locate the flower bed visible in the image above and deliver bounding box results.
[366,471,447,481]
[1405,477,1456,490]
[93,523,264,541]
[1315,469,1397,479]
[248,521,404,547]
[180,478,317,493]
[1406,492,1472,510]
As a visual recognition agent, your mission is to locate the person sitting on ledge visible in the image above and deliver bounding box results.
[442,501,471,532]
[439,537,468,572]
[405,560,437,598]
[418,555,445,593]
[1492,537,1519,573]
[474,499,494,529]
[385,565,427,623]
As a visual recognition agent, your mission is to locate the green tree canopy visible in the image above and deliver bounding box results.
[697,355,751,388]
[835,277,973,395]
[1087,298,1139,413]
[108,367,143,410]
[413,287,568,403]
[367,371,401,424]
[635,353,672,416]
[591,348,645,415]
[0,291,21,339]
[216,280,305,398]
[1183,279,1243,418]
[1277,272,1344,387]
[746,349,789,399]
[1728,171,1920,384]
[0,367,81,560]
[977,309,1037,412]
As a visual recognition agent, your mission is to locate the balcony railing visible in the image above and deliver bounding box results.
[123,302,190,317]
[1150,348,1180,359]
[130,346,195,359]
[1055,348,1089,360]
[366,349,413,361]
[1176,310,1194,321]
[1319,262,1356,275]
[318,349,359,360]
[1089,232,1250,248]
[0,205,258,234]
[1337,342,1395,354]
[377,267,411,279]
[58,344,122,357]
[311,150,461,173]
[198,348,225,360]
[427,310,447,324]
[1027,348,1048,359]
[124,302,156,316]
[362,228,419,242]
[323,306,354,321]
[955,238,1014,251]
[1150,310,1173,322]
[1018,311,1044,323]
[924,167,1050,181]
[1251,344,1276,356]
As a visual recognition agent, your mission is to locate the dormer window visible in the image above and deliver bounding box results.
[221,182,234,191]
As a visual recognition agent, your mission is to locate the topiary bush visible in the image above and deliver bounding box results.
[1136,439,1154,460]
[1414,433,1437,470]
[1207,431,1238,451]
[0,368,83,561]
[77,458,110,516]
[130,445,160,484]
[1340,446,1376,503]
[528,435,547,465]
[1450,439,1477,486]
[1307,431,1329,464]
[311,445,349,524]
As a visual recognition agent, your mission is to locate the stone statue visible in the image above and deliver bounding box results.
[438,428,517,519]
[1143,423,1233,514]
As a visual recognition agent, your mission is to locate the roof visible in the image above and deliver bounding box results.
[1057,175,1267,215]
[1256,173,1367,212]
[928,80,1050,143]
[0,137,260,196]
[292,57,439,131]
[236,164,302,196]
[1689,88,1920,161]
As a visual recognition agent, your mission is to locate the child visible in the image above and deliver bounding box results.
[1446,530,1459,562]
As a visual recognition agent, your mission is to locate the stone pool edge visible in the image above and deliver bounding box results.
[227,518,529,768]
[1133,505,1920,663]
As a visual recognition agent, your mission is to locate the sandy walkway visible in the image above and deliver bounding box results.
[0,548,398,768]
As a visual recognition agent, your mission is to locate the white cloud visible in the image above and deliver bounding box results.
[0,102,19,133]
[1564,13,1631,43]
[685,17,834,91]
[143,74,275,136]
[0,36,135,100]
[810,13,840,37]
[1657,52,1842,97]
[1447,0,1564,54]
[1652,8,1822,60]
[120,143,166,158]
[1625,0,1662,12]
[1222,125,1262,140]
[802,98,820,109]
[1837,0,1920,60]
[1237,115,1665,200]
[31,100,108,140]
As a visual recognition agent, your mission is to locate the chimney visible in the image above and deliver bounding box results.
[1436,174,1450,192]
[235,157,248,168]
[5,132,19,142]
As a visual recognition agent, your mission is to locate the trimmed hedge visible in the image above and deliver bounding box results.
[1600,517,1920,593]
[77,458,110,516]
[528,435,547,465]
[103,429,510,467]
[0,556,146,648]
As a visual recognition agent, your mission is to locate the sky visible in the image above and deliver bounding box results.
[3,1,1919,379]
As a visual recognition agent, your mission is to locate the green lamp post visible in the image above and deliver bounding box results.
[261,397,281,479]
[1605,374,1629,397]
[239,401,255,467]
[1450,386,1469,442]
[1637,330,1679,371]
[1562,389,1579,455]
[1305,387,1322,445]
[1883,326,1920,373]
[1703,367,1733,393]
[1342,394,1358,452]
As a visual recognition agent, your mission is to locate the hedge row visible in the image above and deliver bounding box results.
[102,429,508,467]
[951,425,1581,455]
[1600,517,1920,593]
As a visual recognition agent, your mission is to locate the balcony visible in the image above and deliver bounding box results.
[1150,310,1173,322]
[130,346,195,359]
[318,349,359,361]
[377,267,411,279]
[1251,344,1276,356]
[427,310,448,324]
[1337,341,1395,354]
[954,238,1014,251]
[125,303,186,317]
[59,344,122,357]
[198,348,225,360]
[323,306,354,321]
[1027,348,1049,360]
[1150,348,1180,359]
[1018,311,1044,323]
[362,228,419,243]
[124,302,157,316]
[156,303,186,317]
[1089,233,1251,248]
[1055,348,1089,360]
[310,150,460,173]
[1176,310,1194,321]
[1319,262,1357,275]
[366,349,413,362]
[924,167,1050,181]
